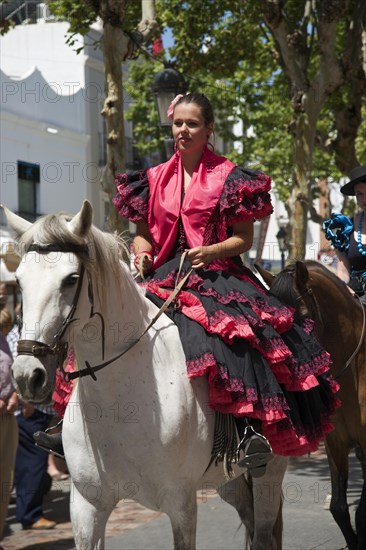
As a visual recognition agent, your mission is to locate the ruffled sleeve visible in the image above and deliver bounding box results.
[220,166,273,224]
[113,170,150,223]
[322,213,353,253]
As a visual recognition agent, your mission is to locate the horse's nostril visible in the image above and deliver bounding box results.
[29,368,46,392]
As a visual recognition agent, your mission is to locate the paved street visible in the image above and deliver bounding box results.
[2,444,360,550]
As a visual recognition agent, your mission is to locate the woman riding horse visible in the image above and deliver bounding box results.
[323,164,366,301]
[35,92,340,478]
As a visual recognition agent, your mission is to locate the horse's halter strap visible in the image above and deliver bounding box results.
[17,243,88,369]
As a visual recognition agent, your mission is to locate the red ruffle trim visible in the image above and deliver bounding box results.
[145,268,295,335]
[144,280,333,384]
[186,351,340,456]
[220,171,274,223]
[52,351,75,418]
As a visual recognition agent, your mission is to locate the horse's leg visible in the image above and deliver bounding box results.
[355,479,366,550]
[325,439,358,550]
[164,485,198,550]
[218,474,254,541]
[355,445,366,478]
[251,455,288,550]
[70,482,112,550]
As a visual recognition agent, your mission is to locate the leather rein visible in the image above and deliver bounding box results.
[17,244,193,383]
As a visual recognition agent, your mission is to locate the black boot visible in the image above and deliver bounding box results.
[235,419,273,478]
[33,430,65,459]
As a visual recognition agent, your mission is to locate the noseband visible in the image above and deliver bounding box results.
[16,243,88,370]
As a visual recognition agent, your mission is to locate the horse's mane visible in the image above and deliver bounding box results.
[17,211,131,305]
[271,260,350,308]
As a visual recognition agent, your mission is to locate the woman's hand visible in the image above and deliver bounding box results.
[186,220,254,269]
[6,391,18,413]
[186,246,213,269]
[134,253,153,276]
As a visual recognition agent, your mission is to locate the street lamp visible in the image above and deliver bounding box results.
[276,226,287,270]
[152,62,187,159]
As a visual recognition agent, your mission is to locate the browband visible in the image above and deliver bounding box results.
[27,243,89,255]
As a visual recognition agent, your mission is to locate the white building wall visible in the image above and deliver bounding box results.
[0,21,107,227]
[0,22,86,90]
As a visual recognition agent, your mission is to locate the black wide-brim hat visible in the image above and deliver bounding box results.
[341,165,366,196]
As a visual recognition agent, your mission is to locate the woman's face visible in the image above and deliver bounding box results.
[354,182,366,210]
[172,103,212,155]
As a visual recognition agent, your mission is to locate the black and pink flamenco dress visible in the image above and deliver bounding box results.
[113,147,340,456]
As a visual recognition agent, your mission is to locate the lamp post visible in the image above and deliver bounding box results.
[152,62,187,159]
[276,226,287,271]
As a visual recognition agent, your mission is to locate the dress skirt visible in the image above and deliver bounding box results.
[141,256,340,456]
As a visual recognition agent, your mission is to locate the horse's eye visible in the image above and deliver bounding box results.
[63,274,79,287]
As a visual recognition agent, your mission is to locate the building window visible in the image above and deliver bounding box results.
[17,161,40,221]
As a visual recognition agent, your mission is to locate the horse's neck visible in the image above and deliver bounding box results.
[313,275,362,345]
[74,267,151,373]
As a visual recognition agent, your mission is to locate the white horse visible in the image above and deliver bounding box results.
[4,201,288,550]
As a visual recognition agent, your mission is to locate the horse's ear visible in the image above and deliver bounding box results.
[294,261,309,291]
[69,200,93,237]
[1,204,32,237]
[254,263,275,287]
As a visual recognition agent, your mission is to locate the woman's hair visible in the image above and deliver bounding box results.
[175,93,214,126]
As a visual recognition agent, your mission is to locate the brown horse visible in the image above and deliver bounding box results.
[256,260,366,550]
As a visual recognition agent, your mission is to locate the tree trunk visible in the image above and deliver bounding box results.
[259,0,359,259]
[100,0,157,234]
[101,23,128,234]
[287,94,319,260]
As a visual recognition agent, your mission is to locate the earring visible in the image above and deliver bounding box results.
[207,141,215,152]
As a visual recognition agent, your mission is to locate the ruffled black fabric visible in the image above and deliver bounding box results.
[141,256,339,456]
[113,165,273,229]
[219,166,273,224]
[113,170,149,223]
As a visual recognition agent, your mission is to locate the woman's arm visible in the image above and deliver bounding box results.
[186,220,254,269]
[132,220,154,274]
[336,251,351,284]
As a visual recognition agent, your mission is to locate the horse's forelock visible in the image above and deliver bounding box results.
[270,267,298,307]
[17,212,79,253]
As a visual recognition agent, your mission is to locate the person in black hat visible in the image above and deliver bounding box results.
[323,165,366,299]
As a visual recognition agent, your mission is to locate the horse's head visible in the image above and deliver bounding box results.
[255,260,359,344]
[256,261,331,327]
[2,201,93,403]
[255,261,312,312]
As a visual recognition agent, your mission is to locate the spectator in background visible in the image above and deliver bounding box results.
[7,304,68,482]
[6,305,57,530]
[0,305,18,543]
[323,165,366,300]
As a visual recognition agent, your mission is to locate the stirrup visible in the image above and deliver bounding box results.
[45,418,63,434]
[237,426,273,477]
[33,431,65,460]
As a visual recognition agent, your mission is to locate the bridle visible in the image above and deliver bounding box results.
[295,285,324,326]
[16,243,88,371]
[16,244,193,383]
